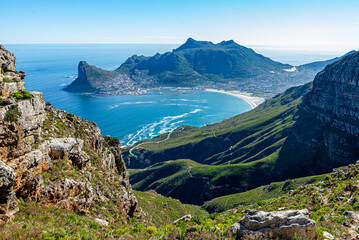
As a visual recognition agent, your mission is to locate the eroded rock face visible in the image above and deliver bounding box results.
[0,45,137,222]
[232,209,316,240]
[0,45,16,72]
[278,51,359,177]
[0,161,18,218]
[42,178,94,211]
[48,138,84,159]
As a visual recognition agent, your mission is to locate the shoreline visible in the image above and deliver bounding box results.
[204,89,265,109]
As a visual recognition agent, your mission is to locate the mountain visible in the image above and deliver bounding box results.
[66,39,355,96]
[115,38,292,86]
[124,50,359,205]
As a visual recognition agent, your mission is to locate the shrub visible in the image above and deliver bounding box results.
[353,202,359,210]
[107,137,120,147]
[4,107,21,122]
[12,78,20,82]
[146,226,157,234]
[3,77,9,82]
[13,90,33,101]
[1,68,4,75]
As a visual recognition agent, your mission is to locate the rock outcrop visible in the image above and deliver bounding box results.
[277,51,359,177]
[231,209,316,240]
[0,45,137,222]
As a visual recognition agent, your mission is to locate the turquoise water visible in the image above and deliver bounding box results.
[4,44,349,146]
[4,44,253,146]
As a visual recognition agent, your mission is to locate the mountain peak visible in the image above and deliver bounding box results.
[176,38,213,50]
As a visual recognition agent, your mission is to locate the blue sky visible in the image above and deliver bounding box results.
[2,0,359,46]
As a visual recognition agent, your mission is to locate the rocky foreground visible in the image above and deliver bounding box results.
[0,44,137,225]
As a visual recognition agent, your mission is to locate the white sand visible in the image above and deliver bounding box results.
[205,89,265,109]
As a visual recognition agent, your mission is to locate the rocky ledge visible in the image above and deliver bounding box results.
[0,45,137,223]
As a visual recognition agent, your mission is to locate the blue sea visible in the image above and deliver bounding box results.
[3,44,354,146]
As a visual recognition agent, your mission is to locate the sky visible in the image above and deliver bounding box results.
[2,0,359,47]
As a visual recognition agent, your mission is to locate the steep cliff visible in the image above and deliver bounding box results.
[0,45,137,223]
[277,51,359,176]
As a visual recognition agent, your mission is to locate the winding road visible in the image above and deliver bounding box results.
[129,131,174,167]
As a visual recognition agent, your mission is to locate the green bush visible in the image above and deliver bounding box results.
[146,226,156,234]
[13,90,33,101]
[4,107,21,122]
[3,77,9,82]
[107,137,120,147]
[1,68,4,75]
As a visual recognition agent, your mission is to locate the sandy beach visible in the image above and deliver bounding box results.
[205,89,265,109]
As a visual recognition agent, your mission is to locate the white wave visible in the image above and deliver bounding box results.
[190,109,202,114]
[121,108,203,146]
[109,101,156,109]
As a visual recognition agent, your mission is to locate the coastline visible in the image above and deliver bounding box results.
[204,89,265,109]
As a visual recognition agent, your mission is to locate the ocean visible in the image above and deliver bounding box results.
[3,44,354,146]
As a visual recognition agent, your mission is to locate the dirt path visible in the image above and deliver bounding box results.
[129,131,173,167]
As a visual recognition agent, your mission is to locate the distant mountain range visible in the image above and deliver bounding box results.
[65,38,354,96]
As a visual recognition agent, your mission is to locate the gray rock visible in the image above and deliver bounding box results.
[0,82,25,97]
[172,214,192,225]
[235,209,316,240]
[344,210,359,222]
[70,150,90,169]
[94,218,109,226]
[42,178,94,211]
[323,231,334,240]
[48,138,84,159]
[0,45,16,72]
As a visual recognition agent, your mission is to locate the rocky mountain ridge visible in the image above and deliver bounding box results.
[0,45,137,223]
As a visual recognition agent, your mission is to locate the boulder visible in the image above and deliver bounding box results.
[48,138,84,159]
[344,211,359,223]
[69,150,90,169]
[95,218,109,226]
[232,209,316,240]
[323,231,334,240]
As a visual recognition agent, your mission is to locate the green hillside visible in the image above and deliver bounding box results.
[125,83,313,204]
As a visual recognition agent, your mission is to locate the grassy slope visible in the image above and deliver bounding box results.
[134,190,208,226]
[3,163,357,239]
[123,82,312,169]
[202,173,326,213]
[127,83,313,204]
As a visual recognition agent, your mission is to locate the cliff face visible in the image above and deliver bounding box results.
[0,45,137,223]
[277,51,359,176]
